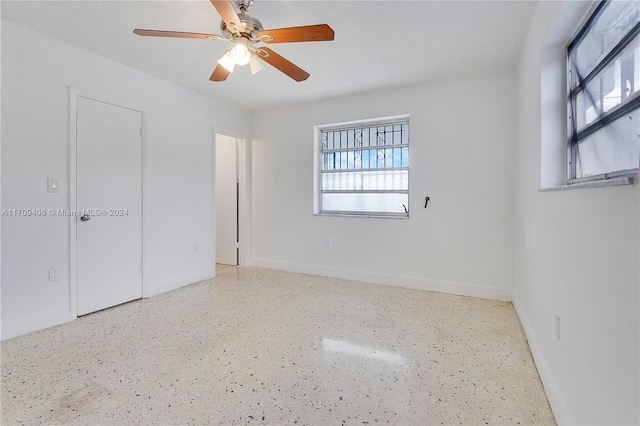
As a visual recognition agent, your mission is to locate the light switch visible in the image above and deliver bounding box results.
[47,177,60,193]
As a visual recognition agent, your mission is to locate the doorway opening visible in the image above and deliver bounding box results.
[215,133,248,269]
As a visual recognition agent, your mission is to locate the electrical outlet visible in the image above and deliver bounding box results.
[195,245,200,254]
[48,267,59,282]
[554,315,561,340]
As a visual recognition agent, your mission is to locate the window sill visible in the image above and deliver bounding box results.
[315,213,410,219]
[538,176,634,192]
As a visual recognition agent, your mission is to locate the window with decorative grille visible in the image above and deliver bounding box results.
[314,116,409,217]
[567,0,640,182]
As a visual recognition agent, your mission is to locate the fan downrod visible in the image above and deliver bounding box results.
[236,0,253,13]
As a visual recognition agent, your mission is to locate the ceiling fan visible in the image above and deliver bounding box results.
[133,0,334,82]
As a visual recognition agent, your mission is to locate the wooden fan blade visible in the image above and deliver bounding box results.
[210,0,245,33]
[210,64,231,82]
[257,24,334,44]
[133,29,224,40]
[256,48,309,82]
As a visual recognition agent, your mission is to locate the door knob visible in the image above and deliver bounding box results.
[80,214,91,222]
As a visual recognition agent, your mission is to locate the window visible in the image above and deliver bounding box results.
[567,0,640,183]
[313,115,409,218]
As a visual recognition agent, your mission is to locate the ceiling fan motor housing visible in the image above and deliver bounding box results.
[220,12,263,38]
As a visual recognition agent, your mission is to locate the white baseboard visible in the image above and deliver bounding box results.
[143,269,214,298]
[512,294,572,425]
[1,308,71,342]
[250,258,512,301]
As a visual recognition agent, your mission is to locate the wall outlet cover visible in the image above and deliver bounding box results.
[47,177,60,193]
[48,267,59,282]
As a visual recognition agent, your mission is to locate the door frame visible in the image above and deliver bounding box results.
[214,129,251,268]
[68,87,147,320]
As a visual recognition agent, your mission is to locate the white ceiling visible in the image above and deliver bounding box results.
[1,0,537,111]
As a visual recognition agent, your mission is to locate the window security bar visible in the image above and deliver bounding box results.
[321,167,409,173]
[321,143,409,154]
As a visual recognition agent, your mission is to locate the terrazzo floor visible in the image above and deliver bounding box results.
[216,263,236,273]
[1,267,555,425]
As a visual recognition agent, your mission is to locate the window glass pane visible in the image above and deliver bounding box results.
[354,150,362,168]
[322,193,408,214]
[575,37,640,130]
[355,129,363,149]
[322,153,334,170]
[361,128,371,148]
[322,170,408,191]
[362,149,370,168]
[385,125,394,145]
[375,127,386,146]
[375,149,385,168]
[347,129,355,148]
[575,108,640,178]
[396,125,402,142]
[401,123,409,144]
[572,1,640,78]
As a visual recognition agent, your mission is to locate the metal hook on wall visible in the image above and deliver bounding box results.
[424,196,430,208]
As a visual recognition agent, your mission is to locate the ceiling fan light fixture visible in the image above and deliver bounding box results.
[217,51,235,73]
[230,38,251,66]
[134,0,335,83]
[249,53,265,74]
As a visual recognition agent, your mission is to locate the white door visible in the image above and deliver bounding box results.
[215,136,238,265]
[76,96,142,316]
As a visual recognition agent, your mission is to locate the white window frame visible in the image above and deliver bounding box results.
[313,115,410,218]
[566,0,640,183]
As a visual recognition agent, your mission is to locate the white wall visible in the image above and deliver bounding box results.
[1,20,250,340]
[250,70,517,301]
[514,2,640,425]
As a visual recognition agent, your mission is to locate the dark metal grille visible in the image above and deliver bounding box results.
[321,124,409,171]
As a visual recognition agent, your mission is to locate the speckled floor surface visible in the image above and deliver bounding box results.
[1,267,555,425]
[216,263,236,272]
